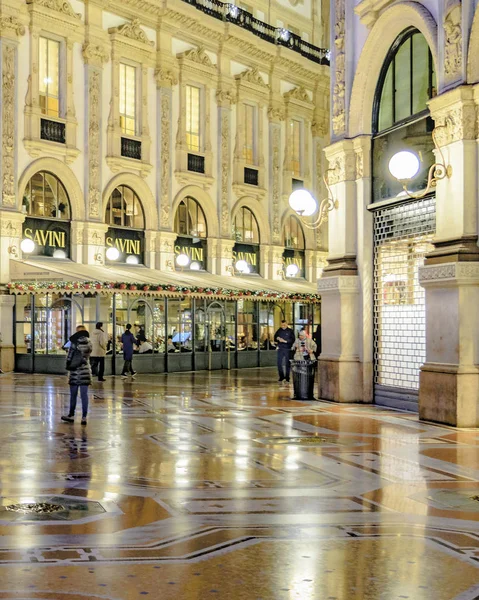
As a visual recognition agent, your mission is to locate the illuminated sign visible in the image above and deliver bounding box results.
[283,248,305,278]
[174,236,207,270]
[22,218,70,258]
[106,228,144,264]
[232,243,260,274]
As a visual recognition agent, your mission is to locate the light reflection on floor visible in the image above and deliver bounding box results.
[0,368,478,599]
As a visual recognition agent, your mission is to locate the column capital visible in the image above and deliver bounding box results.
[324,138,356,184]
[429,85,476,145]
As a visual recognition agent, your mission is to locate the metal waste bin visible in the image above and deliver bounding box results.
[290,359,316,400]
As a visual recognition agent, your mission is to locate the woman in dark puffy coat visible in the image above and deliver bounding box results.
[61,325,92,425]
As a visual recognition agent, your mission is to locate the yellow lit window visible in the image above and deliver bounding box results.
[186,85,201,152]
[119,63,137,136]
[39,37,60,117]
[291,119,302,177]
[243,104,255,165]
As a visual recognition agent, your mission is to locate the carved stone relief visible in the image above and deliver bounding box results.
[433,104,476,145]
[220,110,230,236]
[160,92,171,228]
[271,125,281,244]
[110,18,154,46]
[332,0,346,136]
[284,86,311,104]
[27,0,81,20]
[88,69,101,219]
[2,44,16,207]
[236,67,268,88]
[82,43,110,66]
[444,4,462,80]
[0,16,26,37]
[181,46,215,67]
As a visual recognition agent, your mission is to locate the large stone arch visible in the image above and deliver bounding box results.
[231,197,271,245]
[102,174,157,230]
[172,185,219,238]
[280,208,315,250]
[18,158,85,221]
[467,4,479,82]
[348,2,438,137]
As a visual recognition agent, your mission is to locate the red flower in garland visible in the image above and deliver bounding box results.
[130,285,137,291]
[119,283,126,290]
[184,289,191,294]
[197,288,204,293]
[48,284,54,289]
[73,283,79,289]
[95,283,102,289]
[28,285,34,291]
[156,285,162,291]
[168,286,176,292]
[143,285,150,291]
[84,284,91,289]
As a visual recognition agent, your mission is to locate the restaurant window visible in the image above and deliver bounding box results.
[21,172,71,259]
[290,119,302,177]
[233,207,259,244]
[186,84,201,152]
[259,302,284,350]
[237,300,258,351]
[283,215,305,278]
[167,298,193,353]
[232,207,260,275]
[39,37,61,118]
[243,103,256,165]
[174,197,207,271]
[119,62,137,136]
[105,186,145,264]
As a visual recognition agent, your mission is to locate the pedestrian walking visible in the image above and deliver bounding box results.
[90,322,109,382]
[62,325,92,425]
[121,323,137,379]
[274,320,295,384]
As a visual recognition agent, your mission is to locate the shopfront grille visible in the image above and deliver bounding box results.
[373,197,435,409]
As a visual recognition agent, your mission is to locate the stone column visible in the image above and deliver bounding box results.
[418,87,479,426]
[267,245,285,280]
[211,239,235,276]
[0,294,15,371]
[268,102,283,247]
[155,231,177,271]
[0,211,24,284]
[82,222,108,265]
[318,139,365,402]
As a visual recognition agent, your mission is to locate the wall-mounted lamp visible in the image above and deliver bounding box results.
[235,259,250,275]
[106,246,120,261]
[288,174,338,230]
[20,238,35,254]
[285,263,299,278]
[190,261,201,271]
[126,255,139,265]
[5,222,18,256]
[388,127,452,199]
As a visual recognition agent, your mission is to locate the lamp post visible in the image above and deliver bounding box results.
[288,177,338,230]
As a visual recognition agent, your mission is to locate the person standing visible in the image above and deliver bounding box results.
[90,322,109,382]
[292,329,317,361]
[62,325,92,425]
[274,320,295,384]
[121,323,137,379]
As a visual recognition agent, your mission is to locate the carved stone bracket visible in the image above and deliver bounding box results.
[87,69,102,219]
[444,3,462,82]
[419,262,479,285]
[430,87,476,145]
[332,0,346,137]
[82,42,110,67]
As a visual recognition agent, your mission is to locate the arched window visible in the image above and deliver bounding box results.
[374,29,436,133]
[22,172,70,220]
[233,207,260,244]
[105,186,145,229]
[372,29,436,203]
[174,197,207,238]
[283,215,305,250]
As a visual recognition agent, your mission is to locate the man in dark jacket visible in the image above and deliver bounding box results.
[121,323,137,379]
[62,325,92,425]
[274,320,295,384]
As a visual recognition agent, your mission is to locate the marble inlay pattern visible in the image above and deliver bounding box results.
[0,368,478,599]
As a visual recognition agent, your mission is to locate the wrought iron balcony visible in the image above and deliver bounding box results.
[244,167,259,186]
[40,119,66,144]
[188,153,206,174]
[181,0,329,66]
[121,137,142,160]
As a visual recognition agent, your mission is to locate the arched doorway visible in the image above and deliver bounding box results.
[371,28,436,409]
[174,196,207,271]
[21,171,71,259]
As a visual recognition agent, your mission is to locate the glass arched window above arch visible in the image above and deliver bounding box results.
[232,207,260,275]
[372,29,436,203]
[105,186,145,265]
[282,215,305,279]
[174,197,207,238]
[174,197,207,271]
[21,172,71,259]
[375,29,436,133]
[22,172,70,220]
[105,186,145,230]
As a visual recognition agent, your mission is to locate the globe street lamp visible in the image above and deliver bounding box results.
[126,255,139,265]
[285,263,299,278]
[106,246,120,261]
[288,176,338,230]
[388,128,452,198]
[20,238,35,254]
[176,253,190,268]
[235,259,250,274]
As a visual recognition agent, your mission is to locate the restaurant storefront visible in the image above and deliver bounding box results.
[10,272,320,375]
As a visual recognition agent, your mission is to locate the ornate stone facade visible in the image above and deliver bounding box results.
[2,44,16,207]
[332,0,346,137]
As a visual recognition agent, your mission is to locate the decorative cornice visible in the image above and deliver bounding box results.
[317,275,360,292]
[235,67,268,88]
[419,262,479,284]
[26,0,81,20]
[179,46,215,67]
[109,18,154,47]
[0,16,26,37]
[284,85,311,104]
[82,42,110,65]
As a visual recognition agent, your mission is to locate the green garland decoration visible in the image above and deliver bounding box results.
[7,280,321,303]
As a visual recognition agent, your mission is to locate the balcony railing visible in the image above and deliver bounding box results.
[244,167,259,186]
[40,119,66,144]
[181,0,329,66]
[188,153,206,174]
[121,137,142,160]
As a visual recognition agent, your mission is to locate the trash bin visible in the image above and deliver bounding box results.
[290,359,316,400]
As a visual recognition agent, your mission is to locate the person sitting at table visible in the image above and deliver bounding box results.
[167,336,177,353]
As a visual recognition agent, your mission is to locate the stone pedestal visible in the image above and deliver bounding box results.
[418,262,479,427]
[317,276,365,402]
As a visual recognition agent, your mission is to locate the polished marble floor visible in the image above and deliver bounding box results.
[1,367,479,599]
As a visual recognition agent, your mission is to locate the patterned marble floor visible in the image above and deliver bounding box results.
[0,368,479,599]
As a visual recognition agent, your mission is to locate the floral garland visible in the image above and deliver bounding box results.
[7,280,321,303]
